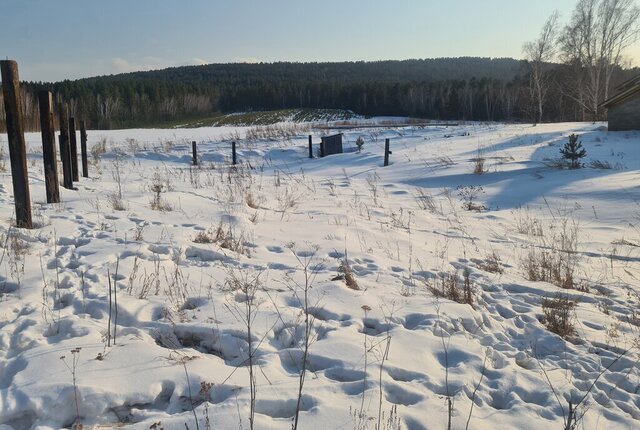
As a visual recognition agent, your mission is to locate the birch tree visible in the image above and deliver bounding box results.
[523,11,560,124]
[560,0,640,119]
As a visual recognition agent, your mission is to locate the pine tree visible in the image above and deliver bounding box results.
[560,134,586,169]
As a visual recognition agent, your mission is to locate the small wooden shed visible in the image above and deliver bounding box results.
[602,75,640,131]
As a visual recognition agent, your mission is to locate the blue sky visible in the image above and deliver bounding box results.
[2,0,638,81]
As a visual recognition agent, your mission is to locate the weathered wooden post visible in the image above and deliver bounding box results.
[384,138,391,167]
[38,91,60,203]
[1,60,33,228]
[232,141,237,165]
[192,141,197,165]
[308,135,313,159]
[58,103,73,190]
[69,117,79,181]
[320,137,325,158]
[80,120,88,178]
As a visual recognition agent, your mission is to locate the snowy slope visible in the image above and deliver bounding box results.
[0,122,639,430]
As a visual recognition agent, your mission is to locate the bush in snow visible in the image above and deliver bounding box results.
[457,185,485,211]
[355,136,365,153]
[542,294,576,338]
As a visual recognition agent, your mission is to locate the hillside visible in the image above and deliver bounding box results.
[9,58,533,130]
[4,57,638,131]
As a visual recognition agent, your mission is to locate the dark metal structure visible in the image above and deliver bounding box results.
[320,134,343,157]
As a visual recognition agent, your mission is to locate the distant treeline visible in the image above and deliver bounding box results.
[1,57,637,131]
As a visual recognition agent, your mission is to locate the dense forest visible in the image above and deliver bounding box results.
[1,57,638,131]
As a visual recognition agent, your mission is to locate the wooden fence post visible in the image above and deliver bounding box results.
[38,91,60,203]
[1,60,33,228]
[232,141,237,165]
[320,137,325,158]
[69,117,79,181]
[80,120,88,178]
[384,138,391,167]
[308,135,313,159]
[58,103,73,189]
[192,141,197,165]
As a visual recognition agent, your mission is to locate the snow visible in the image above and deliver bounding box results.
[0,121,639,429]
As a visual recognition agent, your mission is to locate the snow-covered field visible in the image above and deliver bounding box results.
[0,121,639,430]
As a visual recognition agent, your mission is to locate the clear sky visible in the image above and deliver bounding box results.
[2,0,639,82]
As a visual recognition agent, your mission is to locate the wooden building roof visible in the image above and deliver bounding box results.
[601,75,640,108]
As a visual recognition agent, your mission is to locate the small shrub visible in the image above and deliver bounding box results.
[588,159,622,170]
[457,185,485,212]
[90,138,107,163]
[276,186,302,220]
[355,136,365,153]
[479,252,503,274]
[149,172,172,212]
[209,222,250,256]
[542,294,576,338]
[193,231,214,244]
[133,224,146,241]
[428,268,474,307]
[513,207,544,236]
[108,192,126,211]
[560,134,586,169]
[521,218,580,290]
[125,138,140,153]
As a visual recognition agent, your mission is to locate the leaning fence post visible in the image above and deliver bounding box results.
[384,138,391,167]
[1,60,33,228]
[308,135,313,159]
[69,117,79,181]
[232,141,237,165]
[192,141,198,165]
[58,103,73,189]
[80,120,88,178]
[38,91,60,203]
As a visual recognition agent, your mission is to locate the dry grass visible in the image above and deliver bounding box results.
[193,230,215,244]
[245,190,263,209]
[194,222,250,257]
[414,188,438,213]
[521,218,580,290]
[428,268,474,307]
[542,294,576,338]
[245,123,309,141]
[90,138,107,164]
[149,171,173,212]
[335,256,359,290]
[107,193,127,211]
[514,207,544,236]
[472,146,487,175]
[479,252,504,274]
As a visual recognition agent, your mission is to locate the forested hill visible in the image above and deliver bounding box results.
[5,57,637,130]
[96,58,527,84]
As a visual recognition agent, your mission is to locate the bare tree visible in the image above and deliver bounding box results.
[96,93,121,128]
[524,11,560,124]
[560,0,640,119]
